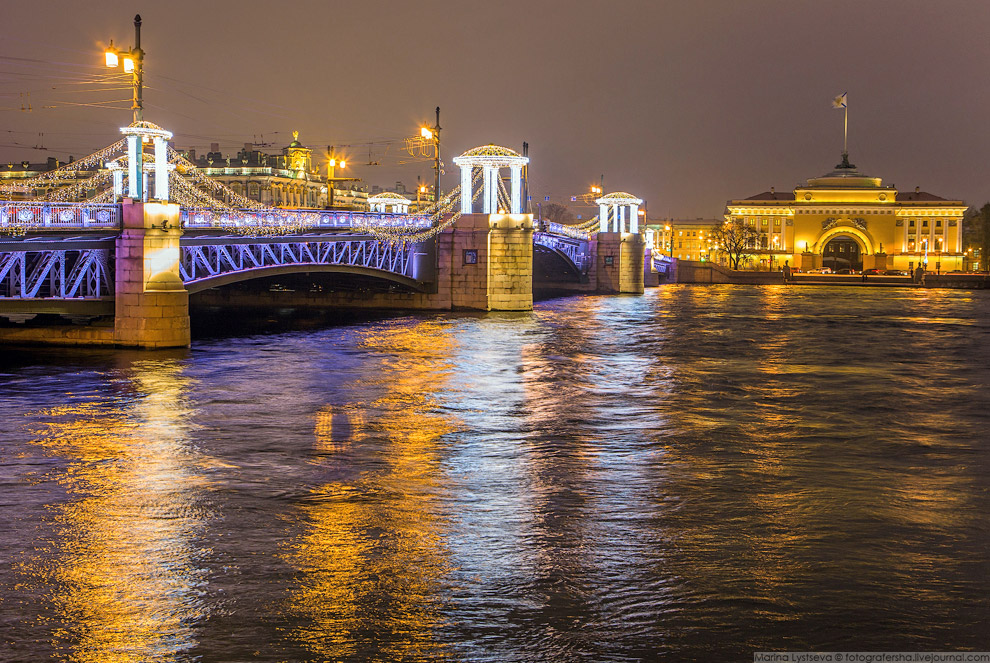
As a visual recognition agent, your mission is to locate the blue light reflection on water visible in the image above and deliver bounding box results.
[1,285,988,661]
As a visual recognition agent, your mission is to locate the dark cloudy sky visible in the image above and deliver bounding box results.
[3,0,989,218]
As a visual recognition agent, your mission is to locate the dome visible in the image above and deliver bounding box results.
[459,144,521,158]
[368,192,412,204]
[596,191,643,205]
[453,144,529,167]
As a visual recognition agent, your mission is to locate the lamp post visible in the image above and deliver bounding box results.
[105,15,144,125]
[326,145,351,209]
[936,236,943,275]
[420,107,441,206]
[105,15,148,200]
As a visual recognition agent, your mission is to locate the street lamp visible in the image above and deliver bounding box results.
[936,236,943,274]
[326,145,356,208]
[104,15,144,124]
[420,106,441,206]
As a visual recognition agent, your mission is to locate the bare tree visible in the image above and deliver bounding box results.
[540,202,576,225]
[710,218,760,270]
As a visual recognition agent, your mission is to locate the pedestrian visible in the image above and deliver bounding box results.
[783,260,791,283]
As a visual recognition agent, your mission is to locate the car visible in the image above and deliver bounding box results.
[835,268,856,275]
[807,267,833,274]
[863,268,883,275]
[884,269,909,276]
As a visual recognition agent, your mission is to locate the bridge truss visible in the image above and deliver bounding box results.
[0,242,113,299]
[179,235,419,290]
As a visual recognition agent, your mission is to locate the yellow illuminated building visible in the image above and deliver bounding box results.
[725,155,967,272]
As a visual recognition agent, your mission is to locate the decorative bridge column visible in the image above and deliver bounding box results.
[593,191,645,294]
[447,144,533,310]
[120,122,173,202]
[114,199,190,348]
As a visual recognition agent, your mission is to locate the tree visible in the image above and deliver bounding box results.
[709,218,760,270]
[962,203,990,271]
[540,202,575,226]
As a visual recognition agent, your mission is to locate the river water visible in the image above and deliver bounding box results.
[1,285,989,661]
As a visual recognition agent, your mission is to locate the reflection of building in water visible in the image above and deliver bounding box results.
[724,154,968,272]
[286,321,457,659]
[25,359,210,662]
[177,131,369,210]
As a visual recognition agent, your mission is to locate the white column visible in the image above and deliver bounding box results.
[510,165,522,213]
[127,134,141,199]
[113,170,124,198]
[460,165,472,214]
[154,136,169,202]
[599,204,608,233]
[629,204,639,233]
[611,205,619,232]
[482,165,496,214]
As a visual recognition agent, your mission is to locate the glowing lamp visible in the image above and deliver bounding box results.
[421,127,433,139]
[338,160,345,169]
[105,49,119,68]
[123,56,135,73]
[328,159,336,168]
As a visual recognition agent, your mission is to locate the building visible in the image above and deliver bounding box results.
[179,132,368,210]
[724,154,967,273]
[646,219,721,262]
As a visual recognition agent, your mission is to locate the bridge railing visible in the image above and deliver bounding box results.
[181,208,433,231]
[0,202,120,230]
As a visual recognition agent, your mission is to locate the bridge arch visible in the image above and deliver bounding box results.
[184,264,424,294]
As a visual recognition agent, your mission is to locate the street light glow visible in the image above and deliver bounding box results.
[123,56,135,73]
[421,127,433,139]
[105,49,118,68]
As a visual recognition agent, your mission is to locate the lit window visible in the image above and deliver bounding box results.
[762,219,769,226]
[774,219,781,227]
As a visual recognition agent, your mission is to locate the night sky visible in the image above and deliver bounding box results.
[2,0,989,218]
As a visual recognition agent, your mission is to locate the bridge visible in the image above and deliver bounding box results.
[1,126,647,348]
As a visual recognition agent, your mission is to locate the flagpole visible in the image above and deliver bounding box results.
[844,104,848,156]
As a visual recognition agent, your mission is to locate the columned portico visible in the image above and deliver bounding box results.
[453,145,529,215]
[596,192,642,233]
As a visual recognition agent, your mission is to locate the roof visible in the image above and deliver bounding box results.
[368,191,411,203]
[744,190,792,201]
[459,144,521,158]
[899,190,948,202]
[596,191,643,205]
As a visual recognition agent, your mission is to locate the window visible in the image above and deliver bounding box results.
[774,219,781,227]
[909,220,915,227]
[936,219,942,227]
[923,220,929,227]
[762,219,769,227]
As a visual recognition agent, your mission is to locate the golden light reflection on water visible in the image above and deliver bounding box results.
[27,358,211,662]
[284,320,458,660]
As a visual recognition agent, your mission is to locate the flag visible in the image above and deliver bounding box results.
[832,92,847,109]
[571,196,577,202]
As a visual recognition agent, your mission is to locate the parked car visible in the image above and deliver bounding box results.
[884,269,909,276]
[863,268,883,275]
[807,267,833,274]
[835,268,857,275]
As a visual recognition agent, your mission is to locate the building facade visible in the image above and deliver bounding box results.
[724,156,967,272]
[181,132,368,210]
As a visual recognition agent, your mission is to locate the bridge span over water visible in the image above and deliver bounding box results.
[1,129,650,348]
[0,200,648,348]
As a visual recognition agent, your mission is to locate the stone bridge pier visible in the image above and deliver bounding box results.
[115,200,190,348]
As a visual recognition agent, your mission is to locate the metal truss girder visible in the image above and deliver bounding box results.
[0,248,112,299]
[179,237,414,287]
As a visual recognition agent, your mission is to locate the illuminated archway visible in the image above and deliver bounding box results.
[814,223,875,255]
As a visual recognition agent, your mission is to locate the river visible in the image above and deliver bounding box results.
[2,285,989,661]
